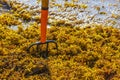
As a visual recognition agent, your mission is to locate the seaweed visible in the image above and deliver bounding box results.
[0,0,120,80]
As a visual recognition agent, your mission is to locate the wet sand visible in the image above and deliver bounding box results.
[0,0,120,28]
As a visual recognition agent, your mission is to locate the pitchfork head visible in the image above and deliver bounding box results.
[27,40,58,59]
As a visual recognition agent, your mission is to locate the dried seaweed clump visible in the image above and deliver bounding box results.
[0,13,21,26]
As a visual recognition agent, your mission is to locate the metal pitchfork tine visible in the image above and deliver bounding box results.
[27,0,58,59]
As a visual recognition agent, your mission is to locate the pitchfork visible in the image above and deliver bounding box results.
[27,0,58,58]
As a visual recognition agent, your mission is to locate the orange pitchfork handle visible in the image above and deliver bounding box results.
[40,0,49,43]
